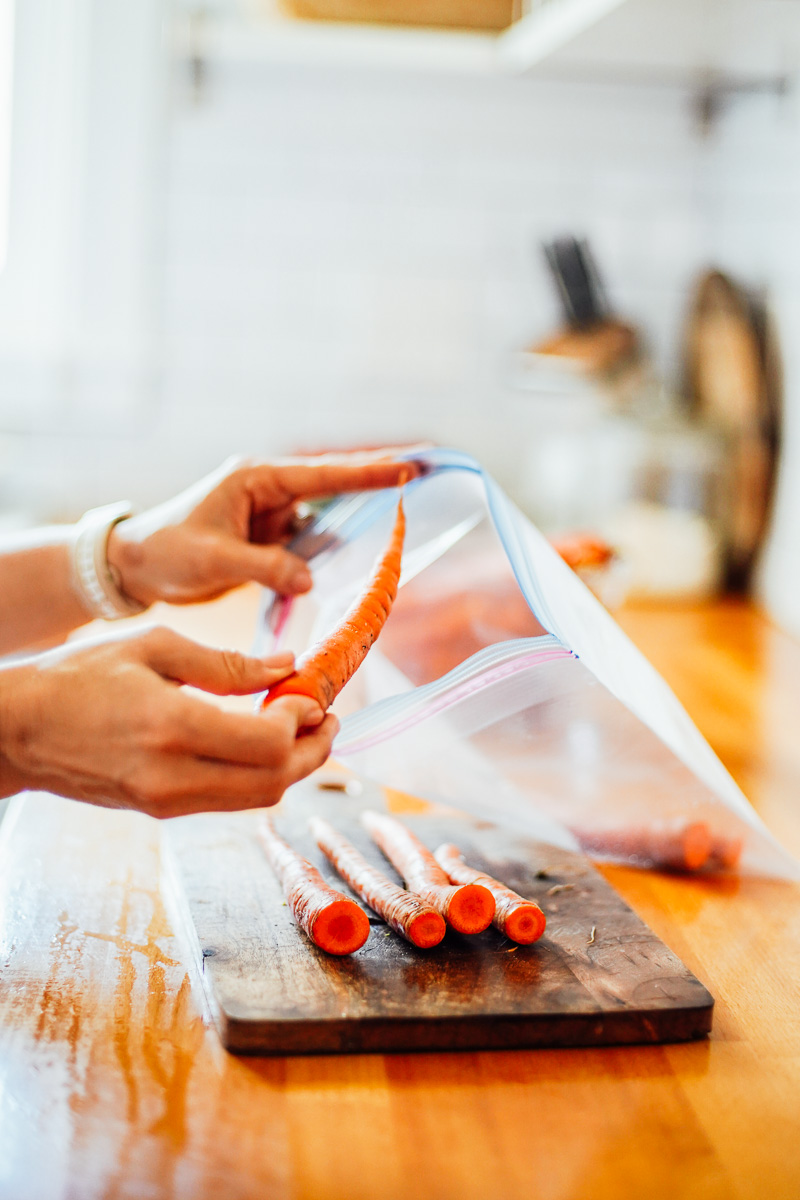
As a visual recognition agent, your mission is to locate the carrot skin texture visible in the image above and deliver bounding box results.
[434,843,546,945]
[309,816,446,949]
[257,817,370,955]
[361,811,495,935]
[263,494,406,712]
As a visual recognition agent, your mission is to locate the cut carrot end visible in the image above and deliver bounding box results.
[504,905,546,945]
[681,822,713,872]
[709,835,744,870]
[407,910,447,949]
[446,884,495,935]
[310,900,370,955]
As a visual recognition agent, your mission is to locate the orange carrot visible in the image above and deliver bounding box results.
[257,817,370,955]
[572,821,713,873]
[361,811,495,935]
[262,491,406,713]
[434,843,546,945]
[309,817,446,949]
[707,834,744,871]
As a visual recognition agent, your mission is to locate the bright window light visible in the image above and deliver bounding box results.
[0,0,14,275]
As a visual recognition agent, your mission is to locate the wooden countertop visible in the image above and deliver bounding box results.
[1,591,799,1200]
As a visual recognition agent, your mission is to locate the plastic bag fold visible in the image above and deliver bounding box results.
[255,448,798,879]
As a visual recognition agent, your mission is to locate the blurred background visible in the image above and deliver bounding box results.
[0,0,798,632]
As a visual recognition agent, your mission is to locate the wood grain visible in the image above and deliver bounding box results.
[1,589,799,1200]
[165,789,712,1053]
[276,0,517,32]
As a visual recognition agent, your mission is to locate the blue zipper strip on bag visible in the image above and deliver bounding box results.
[336,635,574,757]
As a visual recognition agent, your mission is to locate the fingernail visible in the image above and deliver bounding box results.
[267,651,295,667]
[302,702,325,726]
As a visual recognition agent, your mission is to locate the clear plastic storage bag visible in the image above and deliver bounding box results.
[255,448,798,879]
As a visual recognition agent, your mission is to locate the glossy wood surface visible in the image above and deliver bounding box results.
[1,590,799,1200]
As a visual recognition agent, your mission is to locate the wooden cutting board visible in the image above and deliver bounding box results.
[163,781,713,1055]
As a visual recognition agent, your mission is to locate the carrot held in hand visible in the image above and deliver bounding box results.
[434,843,546,945]
[262,491,406,714]
[309,817,446,949]
[361,811,495,935]
[257,816,370,955]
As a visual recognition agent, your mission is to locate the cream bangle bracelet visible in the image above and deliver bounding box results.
[71,503,148,620]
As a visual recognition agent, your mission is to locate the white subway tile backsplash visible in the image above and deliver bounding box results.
[160,64,703,467]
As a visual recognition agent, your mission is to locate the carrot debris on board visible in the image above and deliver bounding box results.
[361,811,495,935]
[433,843,546,945]
[572,821,714,873]
[257,817,370,956]
[261,489,406,714]
[309,817,446,949]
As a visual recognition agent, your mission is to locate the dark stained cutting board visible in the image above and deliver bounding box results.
[163,779,713,1055]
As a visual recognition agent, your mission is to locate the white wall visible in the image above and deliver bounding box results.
[703,84,800,636]
[0,0,165,426]
[158,62,703,499]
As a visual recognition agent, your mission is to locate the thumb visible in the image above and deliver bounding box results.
[141,628,297,696]
[217,540,313,594]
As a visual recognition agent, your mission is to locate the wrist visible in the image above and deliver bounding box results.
[0,664,36,798]
[105,522,157,609]
[72,505,150,619]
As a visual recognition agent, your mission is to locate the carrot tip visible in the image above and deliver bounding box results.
[407,911,447,949]
[504,905,547,945]
[708,835,744,870]
[310,900,370,955]
[445,884,495,935]
[681,822,713,872]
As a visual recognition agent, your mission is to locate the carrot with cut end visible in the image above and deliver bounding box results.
[257,817,370,955]
[361,811,495,935]
[434,843,546,945]
[572,821,713,873]
[309,817,446,949]
[262,491,406,713]
[707,834,744,872]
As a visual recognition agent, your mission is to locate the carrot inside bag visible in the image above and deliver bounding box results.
[261,490,406,714]
[571,821,715,874]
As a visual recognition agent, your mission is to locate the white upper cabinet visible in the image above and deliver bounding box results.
[172,0,800,80]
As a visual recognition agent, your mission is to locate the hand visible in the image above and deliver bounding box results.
[0,626,338,818]
[106,452,419,609]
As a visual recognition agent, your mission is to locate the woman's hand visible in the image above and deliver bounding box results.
[106,453,418,609]
[0,626,338,818]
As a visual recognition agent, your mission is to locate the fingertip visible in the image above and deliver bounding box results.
[283,562,312,594]
[270,693,326,729]
[292,569,313,594]
[263,651,295,669]
[299,699,326,728]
